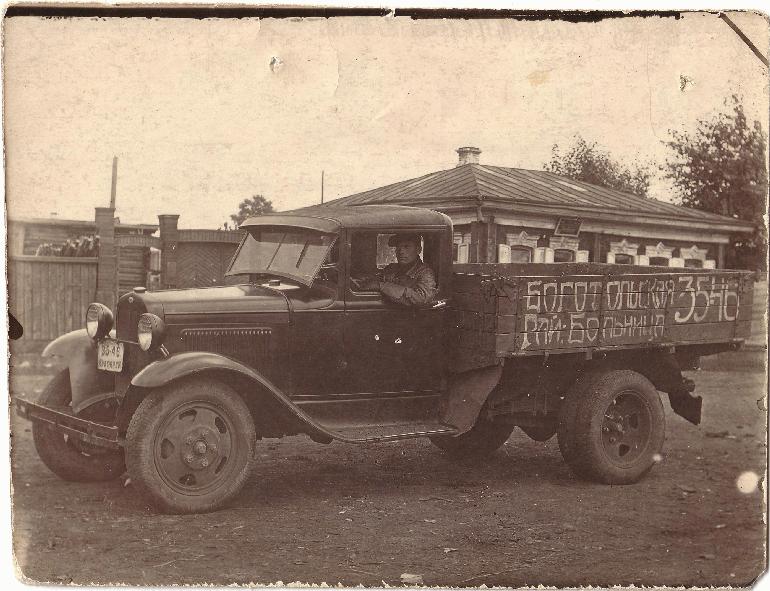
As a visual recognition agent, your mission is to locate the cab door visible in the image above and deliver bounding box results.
[342,296,415,393]
[341,229,446,395]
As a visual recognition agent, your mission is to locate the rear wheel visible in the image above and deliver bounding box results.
[125,378,256,514]
[557,370,665,484]
[430,414,515,459]
[32,370,126,482]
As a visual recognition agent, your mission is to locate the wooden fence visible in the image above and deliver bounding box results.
[8,256,97,345]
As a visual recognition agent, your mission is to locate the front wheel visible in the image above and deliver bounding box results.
[557,370,665,484]
[32,370,126,482]
[125,378,256,514]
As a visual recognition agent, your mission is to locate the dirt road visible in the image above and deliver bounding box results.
[9,351,767,587]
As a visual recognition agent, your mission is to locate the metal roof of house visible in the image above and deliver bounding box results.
[244,205,451,232]
[326,164,754,232]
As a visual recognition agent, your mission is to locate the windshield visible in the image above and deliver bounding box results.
[226,228,337,286]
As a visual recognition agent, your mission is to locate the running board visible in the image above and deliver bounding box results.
[329,423,458,443]
[15,397,458,447]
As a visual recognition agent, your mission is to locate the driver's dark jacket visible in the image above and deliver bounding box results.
[378,259,438,306]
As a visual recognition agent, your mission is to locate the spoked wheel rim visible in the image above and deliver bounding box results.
[600,390,653,468]
[153,401,238,496]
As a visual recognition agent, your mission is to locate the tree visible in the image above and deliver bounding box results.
[545,135,652,197]
[229,195,275,227]
[664,95,767,271]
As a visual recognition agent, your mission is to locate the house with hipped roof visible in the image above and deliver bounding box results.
[325,147,753,269]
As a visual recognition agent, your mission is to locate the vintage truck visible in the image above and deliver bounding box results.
[16,205,755,513]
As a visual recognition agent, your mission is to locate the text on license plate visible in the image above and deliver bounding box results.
[97,339,124,372]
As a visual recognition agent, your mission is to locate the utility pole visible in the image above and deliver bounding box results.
[321,170,325,204]
[110,156,118,209]
[108,156,118,305]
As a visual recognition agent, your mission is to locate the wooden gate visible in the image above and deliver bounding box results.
[116,234,161,295]
[174,230,242,288]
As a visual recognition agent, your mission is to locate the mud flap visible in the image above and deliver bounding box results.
[668,390,702,425]
[439,364,503,434]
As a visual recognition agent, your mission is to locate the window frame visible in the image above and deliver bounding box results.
[344,227,445,302]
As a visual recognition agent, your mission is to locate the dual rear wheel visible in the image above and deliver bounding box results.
[557,370,665,484]
[431,369,665,485]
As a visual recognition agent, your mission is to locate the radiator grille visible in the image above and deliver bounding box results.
[114,344,153,397]
[116,303,143,343]
[181,328,272,367]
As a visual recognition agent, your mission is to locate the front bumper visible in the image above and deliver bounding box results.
[15,398,122,450]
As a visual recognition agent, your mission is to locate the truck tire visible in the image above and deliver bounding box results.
[557,370,665,484]
[125,378,256,514]
[430,416,515,459]
[32,370,126,482]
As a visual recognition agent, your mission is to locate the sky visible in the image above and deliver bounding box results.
[3,12,769,228]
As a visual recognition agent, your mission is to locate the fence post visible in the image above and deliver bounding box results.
[158,214,180,289]
[95,207,117,309]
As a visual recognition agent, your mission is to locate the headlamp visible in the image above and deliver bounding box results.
[85,303,114,340]
[137,313,166,352]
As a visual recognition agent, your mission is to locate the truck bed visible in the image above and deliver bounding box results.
[449,263,755,371]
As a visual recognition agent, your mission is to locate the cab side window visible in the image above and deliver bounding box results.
[349,232,403,292]
[349,233,380,288]
[349,231,440,296]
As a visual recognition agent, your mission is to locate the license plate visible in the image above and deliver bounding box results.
[97,339,124,372]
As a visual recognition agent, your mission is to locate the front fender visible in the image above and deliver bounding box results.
[131,352,335,443]
[42,328,117,361]
[42,329,113,410]
[42,329,93,361]
[131,351,271,389]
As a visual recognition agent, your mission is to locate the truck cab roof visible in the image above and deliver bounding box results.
[240,204,452,233]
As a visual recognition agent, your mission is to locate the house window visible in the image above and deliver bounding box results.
[510,246,533,263]
[645,242,674,265]
[613,253,635,265]
[503,231,538,263]
[679,245,708,269]
[609,238,640,265]
[549,236,578,263]
[453,230,471,263]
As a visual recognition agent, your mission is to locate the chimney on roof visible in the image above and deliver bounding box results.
[456,146,481,166]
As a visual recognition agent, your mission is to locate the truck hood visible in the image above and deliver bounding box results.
[140,284,291,316]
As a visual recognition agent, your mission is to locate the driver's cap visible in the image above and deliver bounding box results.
[388,233,422,247]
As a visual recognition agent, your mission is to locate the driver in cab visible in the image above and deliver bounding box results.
[354,233,438,306]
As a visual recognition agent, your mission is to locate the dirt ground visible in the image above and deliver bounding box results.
[9,351,768,588]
